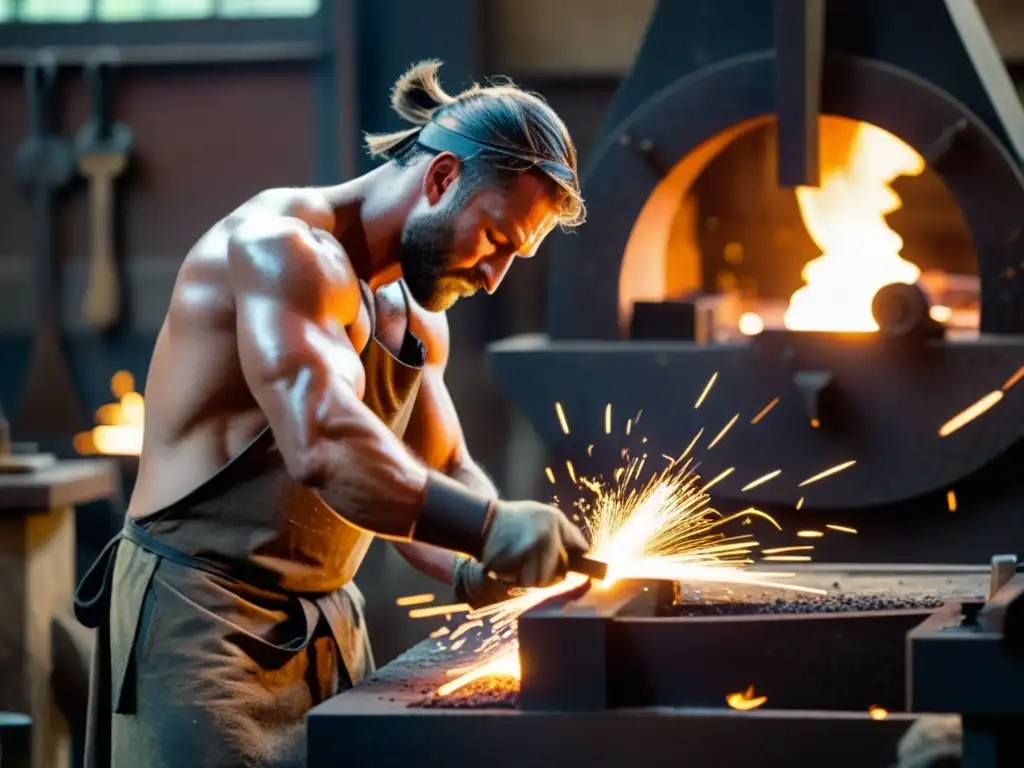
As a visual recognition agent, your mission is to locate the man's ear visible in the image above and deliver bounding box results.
[423,152,461,206]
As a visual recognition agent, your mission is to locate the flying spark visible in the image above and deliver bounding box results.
[703,467,735,492]
[797,530,824,538]
[408,603,471,619]
[677,429,704,464]
[707,414,740,449]
[939,390,1004,437]
[395,593,435,607]
[868,706,889,721]
[695,373,718,409]
[555,402,570,435]
[798,460,857,487]
[750,397,780,425]
[826,524,857,534]
[761,546,814,555]
[795,497,805,510]
[1004,365,1024,391]
[430,379,861,698]
[741,469,782,491]
[946,490,957,512]
[433,458,825,697]
[545,466,556,484]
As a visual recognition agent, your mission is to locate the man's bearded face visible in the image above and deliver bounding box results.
[399,197,485,312]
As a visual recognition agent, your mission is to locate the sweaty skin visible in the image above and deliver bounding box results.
[130,168,558,582]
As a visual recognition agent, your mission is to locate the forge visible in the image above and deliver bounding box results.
[488,0,1024,564]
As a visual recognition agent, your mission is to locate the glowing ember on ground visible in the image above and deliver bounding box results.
[726,686,767,711]
[73,370,145,456]
[785,118,925,332]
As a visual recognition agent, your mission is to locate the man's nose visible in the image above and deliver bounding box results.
[480,253,515,294]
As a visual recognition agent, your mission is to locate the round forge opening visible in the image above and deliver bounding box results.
[620,115,978,339]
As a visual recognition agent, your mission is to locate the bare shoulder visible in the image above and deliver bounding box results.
[242,186,336,230]
[226,191,360,322]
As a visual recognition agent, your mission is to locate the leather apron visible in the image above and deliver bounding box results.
[75,280,425,768]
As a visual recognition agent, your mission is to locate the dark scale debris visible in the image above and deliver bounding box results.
[670,593,946,616]
[414,676,520,709]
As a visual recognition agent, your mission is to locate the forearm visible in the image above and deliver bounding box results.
[448,454,499,500]
[391,459,495,583]
[282,380,431,540]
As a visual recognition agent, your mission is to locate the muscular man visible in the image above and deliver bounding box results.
[76,60,588,767]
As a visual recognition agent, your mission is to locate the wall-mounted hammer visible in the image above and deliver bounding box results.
[76,47,132,333]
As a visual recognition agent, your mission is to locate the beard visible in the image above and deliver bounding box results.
[400,209,481,312]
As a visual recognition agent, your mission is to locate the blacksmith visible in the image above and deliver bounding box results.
[76,59,588,767]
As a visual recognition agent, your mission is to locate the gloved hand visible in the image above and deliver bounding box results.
[452,554,513,609]
[480,500,589,588]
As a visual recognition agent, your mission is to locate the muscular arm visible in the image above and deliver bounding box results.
[228,213,429,538]
[394,310,497,584]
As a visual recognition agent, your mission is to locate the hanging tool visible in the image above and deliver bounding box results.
[76,47,132,332]
[12,50,87,439]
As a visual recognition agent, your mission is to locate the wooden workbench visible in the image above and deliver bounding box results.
[0,459,117,768]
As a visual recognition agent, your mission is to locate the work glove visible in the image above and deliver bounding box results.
[480,500,590,589]
[452,554,513,609]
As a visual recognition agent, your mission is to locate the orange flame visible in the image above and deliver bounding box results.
[868,705,889,721]
[73,371,144,456]
[785,118,925,332]
[727,686,767,711]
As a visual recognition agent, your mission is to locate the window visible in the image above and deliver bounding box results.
[0,0,320,23]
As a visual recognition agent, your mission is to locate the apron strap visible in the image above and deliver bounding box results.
[122,517,289,595]
[75,533,123,629]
